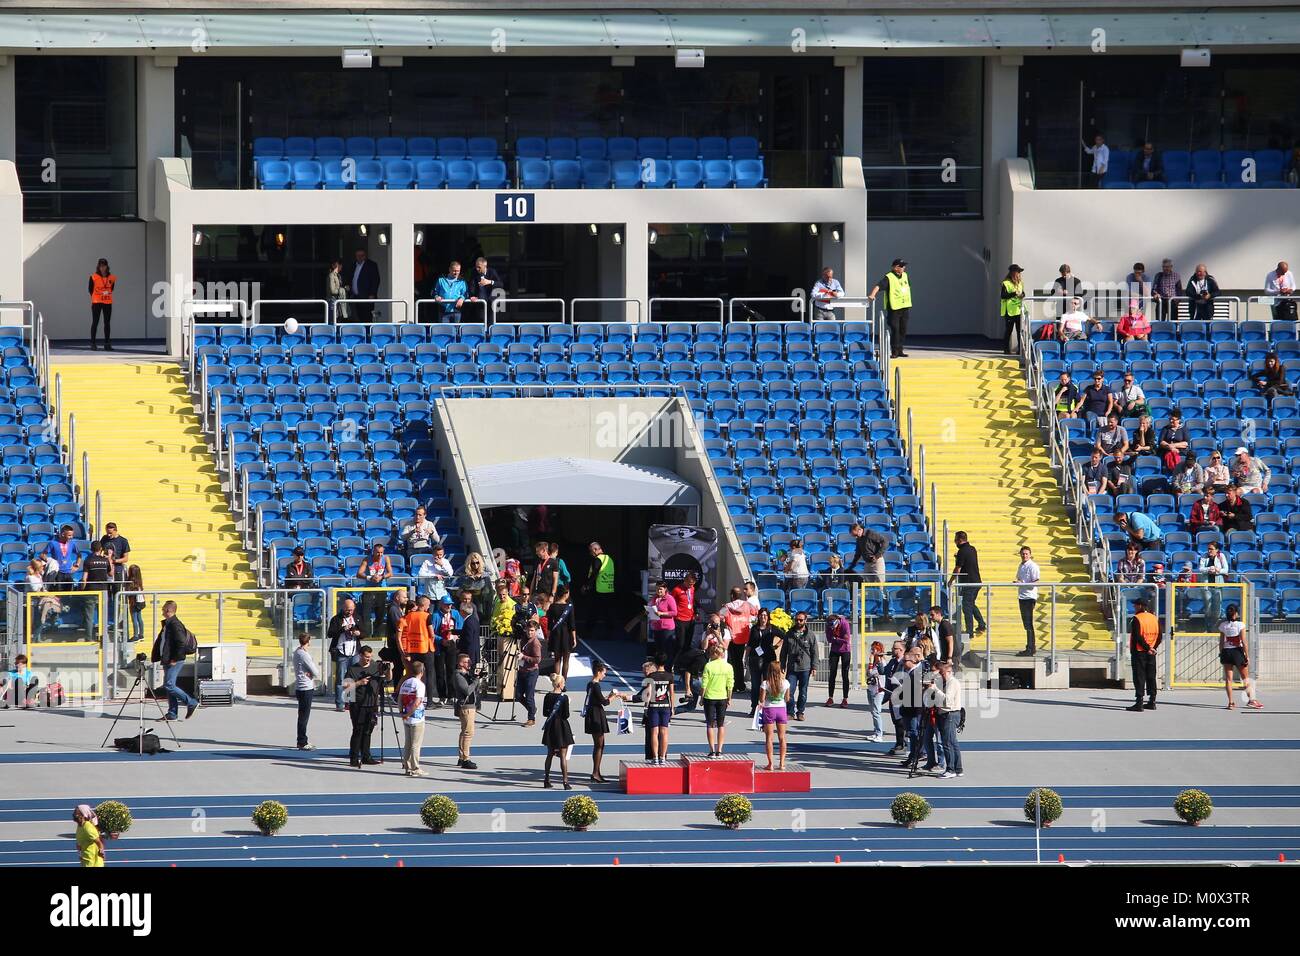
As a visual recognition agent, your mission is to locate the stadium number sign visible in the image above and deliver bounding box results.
[496,193,535,222]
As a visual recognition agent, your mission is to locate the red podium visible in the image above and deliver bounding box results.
[683,753,754,794]
[619,755,811,794]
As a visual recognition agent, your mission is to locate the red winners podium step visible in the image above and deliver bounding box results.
[620,755,811,794]
[620,760,688,794]
[754,764,812,793]
[683,753,755,793]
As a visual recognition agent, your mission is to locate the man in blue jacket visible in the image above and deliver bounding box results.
[434,260,468,322]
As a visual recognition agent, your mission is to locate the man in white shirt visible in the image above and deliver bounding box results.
[1266,260,1297,321]
[930,660,963,778]
[811,266,846,318]
[1082,133,1109,187]
[744,580,761,611]
[1015,546,1041,657]
[417,545,455,602]
[400,506,440,562]
[398,660,428,777]
[1058,297,1095,341]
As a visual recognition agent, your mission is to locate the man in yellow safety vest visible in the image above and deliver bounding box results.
[869,258,913,358]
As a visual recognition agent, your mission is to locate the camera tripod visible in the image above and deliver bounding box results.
[489,637,520,722]
[100,659,182,753]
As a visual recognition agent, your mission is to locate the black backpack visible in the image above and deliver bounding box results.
[114,730,165,754]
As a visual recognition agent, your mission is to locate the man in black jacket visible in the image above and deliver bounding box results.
[327,598,361,712]
[779,613,818,721]
[1129,142,1164,184]
[928,605,958,665]
[845,522,888,582]
[154,600,198,721]
[349,248,381,322]
[451,652,479,769]
[382,590,409,695]
[456,590,482,672]
[466,256,504,317]
[81,541,113,637]
[1185,263,1220,322]
[345,645,385,767]
[948,531,987,639]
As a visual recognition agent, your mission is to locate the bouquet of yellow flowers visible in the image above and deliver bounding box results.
[490,595,517,638]
[769,607,793,632]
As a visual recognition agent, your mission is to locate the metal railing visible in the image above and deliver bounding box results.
[808,294,875,322]
[250,298,330,325]
[1019,293,1243,328]
[727,295,805,324]
[490,296,566,325]
[648,297,725,324]
[415,297,490,324]
[334,298,410,324]
[570,297,643,323]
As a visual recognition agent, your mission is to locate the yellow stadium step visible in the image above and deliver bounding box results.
[894,356,1111,653]
[51,360,280,659]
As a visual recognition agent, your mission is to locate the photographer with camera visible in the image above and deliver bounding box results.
[451,652,479,770]
[345,646,387,768]
[327,598,361,712]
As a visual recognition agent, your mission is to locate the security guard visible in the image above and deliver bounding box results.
[1001,264,1025,353]
[585,541,616,639]
[869,258,913,358]
[88,258,116,351]
[1126,598,1161,712]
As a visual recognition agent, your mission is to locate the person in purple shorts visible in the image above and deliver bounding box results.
[758,661,792,771]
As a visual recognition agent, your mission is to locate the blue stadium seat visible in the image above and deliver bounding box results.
[704,159,734,188]
[314,136,345,160]
[476,160,507,189]
[673,160,703,188]
[607,137,637,161]
[446,160,476,189]
[468,137,500,160]
[521,159,551,188]
[346,136,376,159]
[407,136,437,160]
[516,137,547,159]
[259,160,292,189]
[735,159,766,188]
[354,160,383,189]
[729,136,760,159]
[637,137,669,159]
[384,159,415,189]
[253,137,284,162]
[552,160,582,188]
[437,137,468,160]
[582,159,611,188]
[416,160,447,189]
[547,137,578,161]
[377,136,407,158]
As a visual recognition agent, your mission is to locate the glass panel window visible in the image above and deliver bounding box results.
[861,57,983,219]
[16,56,138,220]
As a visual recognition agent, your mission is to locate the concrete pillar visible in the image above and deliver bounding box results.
[0,57,15,164]
[137,57,176,223]
[840,56,864,161]
[623,215,648,323]
[388,221,415,323]
[984,56,1021,337]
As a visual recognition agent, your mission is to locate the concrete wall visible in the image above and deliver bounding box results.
[154,158,869,353]
[867,218,989,336]
[1001,158,1300,299]
[0,162,20,305]
[22,221,151,340]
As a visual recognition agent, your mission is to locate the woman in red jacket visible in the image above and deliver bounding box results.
[88,258,116,351]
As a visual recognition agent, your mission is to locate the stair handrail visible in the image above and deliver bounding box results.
[67,413,76,475]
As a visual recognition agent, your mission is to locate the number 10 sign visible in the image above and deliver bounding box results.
[496,193,535,222]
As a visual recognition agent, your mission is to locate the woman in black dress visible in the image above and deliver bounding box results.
[583,661,627,783]
[546,586,577,679]
[541,673,575,789]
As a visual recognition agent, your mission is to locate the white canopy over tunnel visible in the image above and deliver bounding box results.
[467,457,699,508]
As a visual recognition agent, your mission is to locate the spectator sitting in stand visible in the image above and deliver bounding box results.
[1231,447,1271,495]
[1252,353,1292,404]
[1130,414,1157,461]
[1113,371,1148,419]
[1188,486,1222,535]
[1125,261,1153,299]
[1129,144,1164,184]
[1058,297,1099,342]
[399,506,440,562]
[1054,372,1079,418]
[1116,300,1152,342]
[284,546,313,589]
[1203,450,1231,493]
[1158,410,1189,470]
[1219,485,1255,533]
[1118,511,1163,546]
[1074,369,1115,426]
[1170,451,1205,496]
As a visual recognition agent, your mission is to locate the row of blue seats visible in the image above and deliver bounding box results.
[204,338,876,369]
[1103,180,1294,190]
[253,136,501,162]
[257,504,445,545]
[0,510,84,539]
[1034,321,1300,347]
[258,156,767,190]
[518,158,765,189]
[251,135,763,164]
[0,482,75,506]
[718,472,893,499]
[196,321,871,350]
[1102,148,1293,186]
[1049,360,1291,389]
[258,158,506,191]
